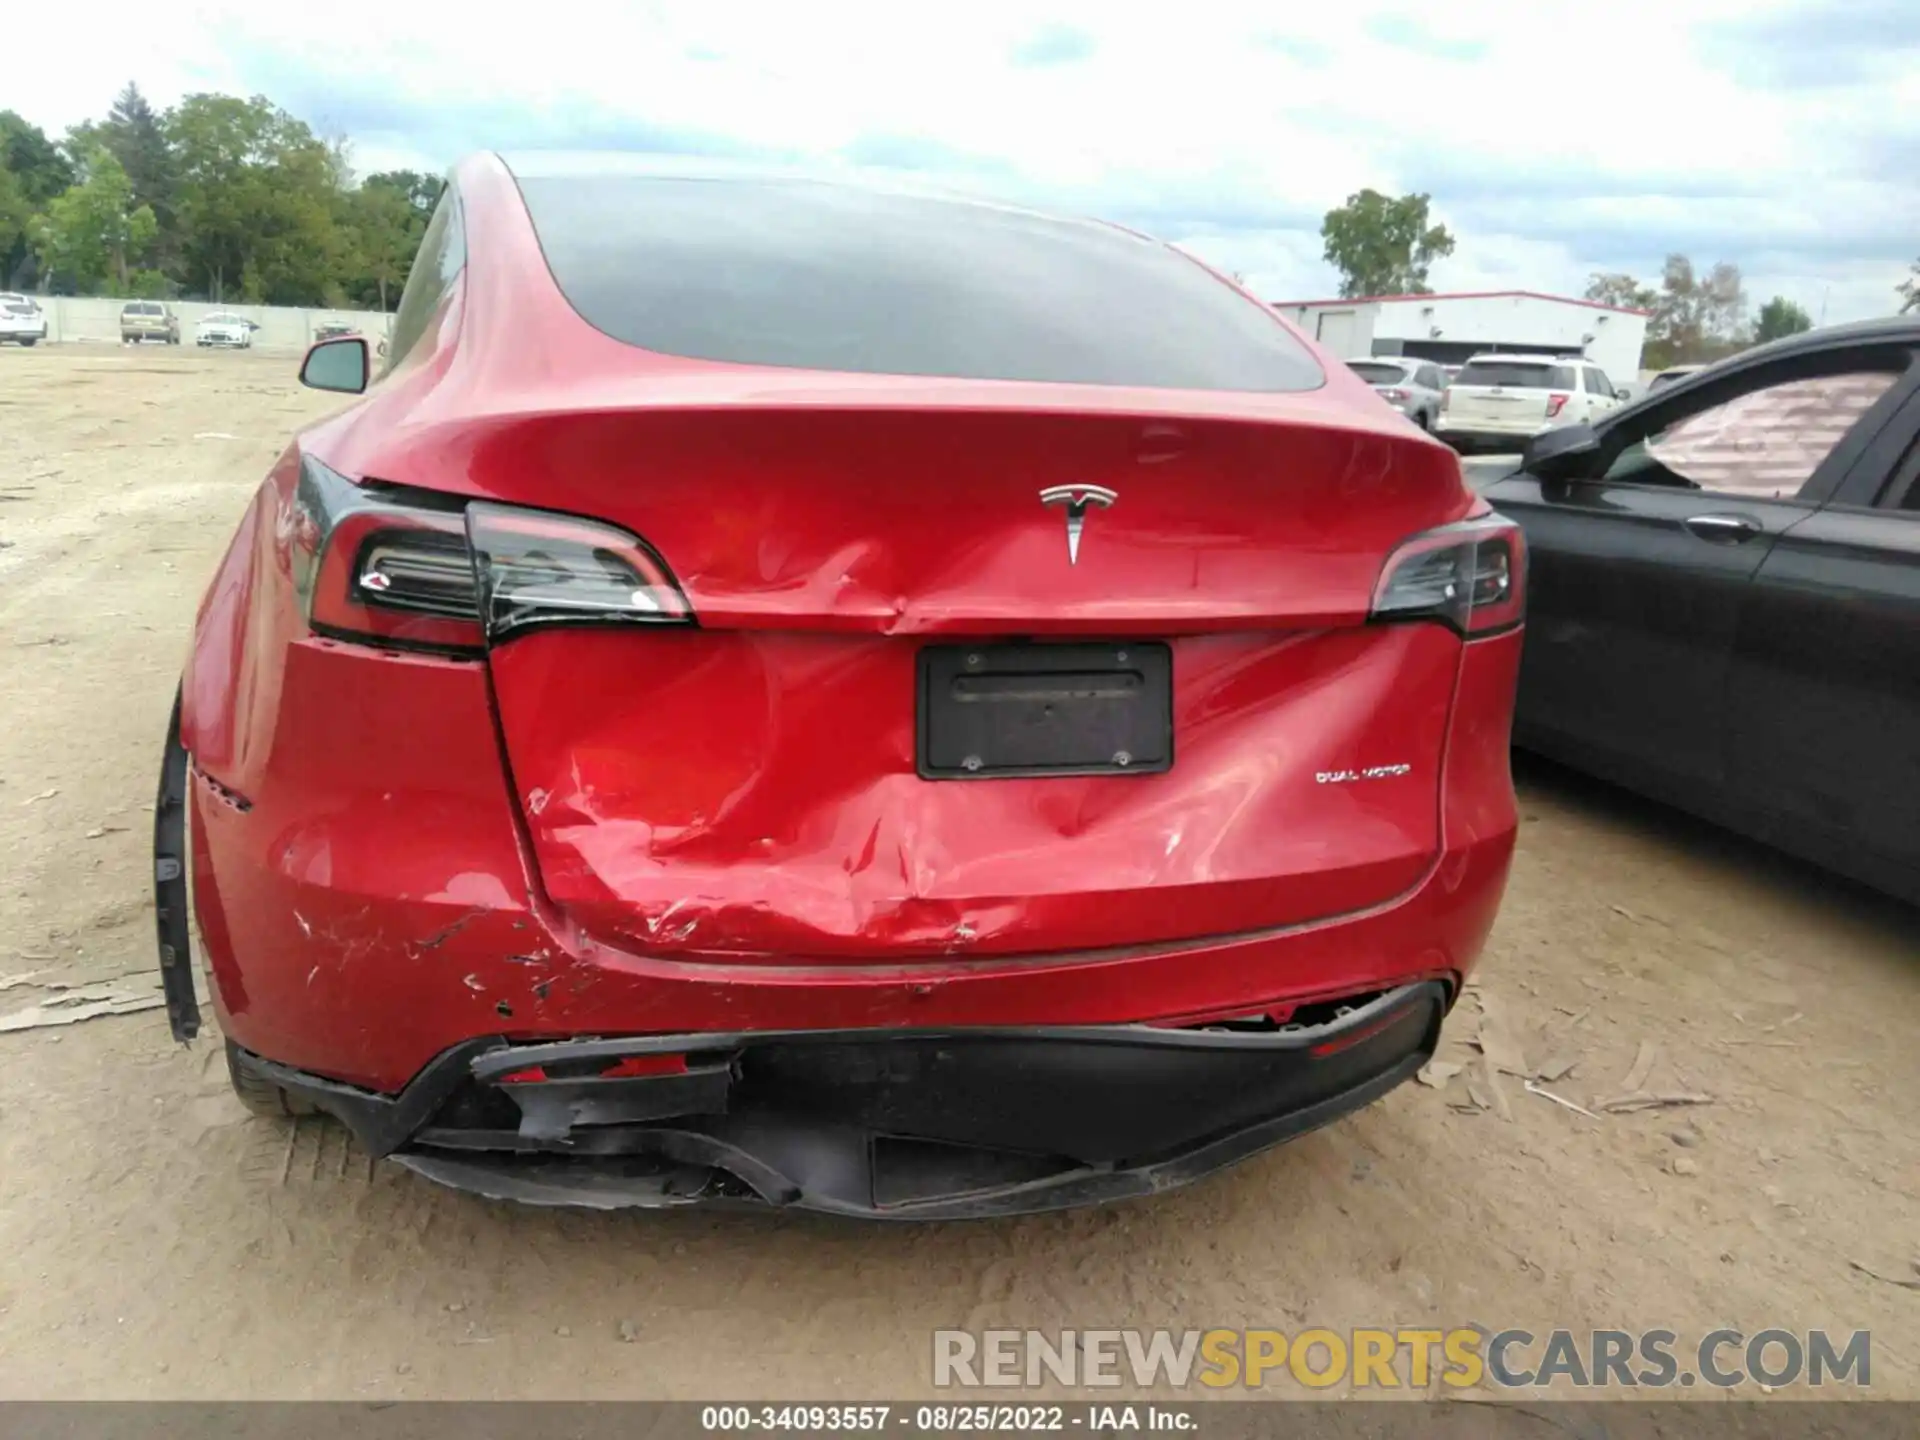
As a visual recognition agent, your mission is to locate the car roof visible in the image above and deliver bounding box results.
[497,151,1103,230]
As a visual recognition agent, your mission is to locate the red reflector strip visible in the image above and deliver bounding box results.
[1310,1012,1406,1057]
[600,1054,691,1079]
[498,1066,548,1084]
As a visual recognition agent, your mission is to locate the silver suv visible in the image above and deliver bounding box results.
[121,301,180,345]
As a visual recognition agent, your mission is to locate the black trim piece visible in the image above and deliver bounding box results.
[152,687,201,1043]
[505,1063,735,1140]
[237,1039,509,1157]
[237,981,1446,1217]
[1827,384,1920,512]
[306,620,484,661]
[391,1052,1426,1221]
[468,981,1435,1072]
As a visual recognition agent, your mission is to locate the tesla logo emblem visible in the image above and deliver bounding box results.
[1039,485,1117,565]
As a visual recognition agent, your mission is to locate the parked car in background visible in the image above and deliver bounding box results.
[1646,363,1707,393]
[1344,356,1448,431]
[121,302,180,345]
[313,322,360,342]
[1484,316,1920,906]
[196,311,254,348]
[158,152,1527,1220]
[1438,354,1627,453]
[0,293,46,346]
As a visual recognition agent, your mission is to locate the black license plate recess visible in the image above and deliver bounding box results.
[917,642,1172,779]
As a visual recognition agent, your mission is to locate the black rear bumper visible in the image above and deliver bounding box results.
[232,980,1447,1219]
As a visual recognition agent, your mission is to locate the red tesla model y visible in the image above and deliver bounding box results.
[153,153,1524,1217]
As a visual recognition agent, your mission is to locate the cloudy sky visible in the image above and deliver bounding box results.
[10,0,1918,321]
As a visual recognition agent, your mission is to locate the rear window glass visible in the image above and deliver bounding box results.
[1456,360,1574,389]
[1347,362,1407,384]
[513,174,1325,392]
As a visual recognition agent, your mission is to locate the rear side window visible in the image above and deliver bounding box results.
[513,174,1325,392]
[1610,371,1902,499]
[383,184,466,375]
[1456,360,1574,390]
[1347,361,1406,384]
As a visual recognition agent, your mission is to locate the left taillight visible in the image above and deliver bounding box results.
[1369,514,1527,638]
[288,455,692,655]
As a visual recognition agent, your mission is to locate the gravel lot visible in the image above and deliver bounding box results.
[1,347,1915,1400]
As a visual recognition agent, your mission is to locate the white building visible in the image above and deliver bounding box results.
[1270,290,1650,382]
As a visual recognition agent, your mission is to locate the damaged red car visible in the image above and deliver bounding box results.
[155,153,1525,1217]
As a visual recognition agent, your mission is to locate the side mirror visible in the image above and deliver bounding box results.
[1614,386,1632,401]
[300,336,369,394]
[1521,420,1600,480]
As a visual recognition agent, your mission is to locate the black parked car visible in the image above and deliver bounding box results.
[1486,317,1920,906]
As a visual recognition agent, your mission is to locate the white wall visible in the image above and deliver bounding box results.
[1370,295,1648,380]
[1276,303,1377,358]
[20,296,394,352]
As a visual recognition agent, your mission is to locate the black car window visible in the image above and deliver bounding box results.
[1456,360,1574,389]
[1415,365,1442,389]
[1601,370,1902,499]
[1348,361,1407,384]
[513,174,1325,392]
[1588,368,1614,396]
[383,184,465,377]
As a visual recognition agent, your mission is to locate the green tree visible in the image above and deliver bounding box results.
[1584,272,1658,312]
[165,93,345,303]
[100,83,179,272]
[1320,189,1455,298]
[0,111,74,204]
[363,169,444,224]
[35,149,157,292]
[1899,258,1919,314]
[336,170,443,310]
[1642,254,1748,369]
[1754,296,1813,343]
[1,111,75,289]
[0,160,29,269]
[343,178,422,310]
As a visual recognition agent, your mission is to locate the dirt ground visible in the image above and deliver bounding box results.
[0,346,1915,1401]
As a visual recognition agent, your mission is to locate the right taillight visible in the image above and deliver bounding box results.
[289,454,692,654]
[1370,515,1527,637]
[1545,392,1571,418]
[466,501,691,640]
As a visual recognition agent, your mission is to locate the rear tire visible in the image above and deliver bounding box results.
[226,1039,318,1119]
[19,337,35,348]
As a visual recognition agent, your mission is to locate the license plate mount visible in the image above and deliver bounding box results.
[916,643,1172,780]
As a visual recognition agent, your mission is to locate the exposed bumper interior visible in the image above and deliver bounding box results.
[229,979,1445,1219]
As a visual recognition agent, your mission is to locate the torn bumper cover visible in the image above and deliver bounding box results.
[227,980,1446,1219]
